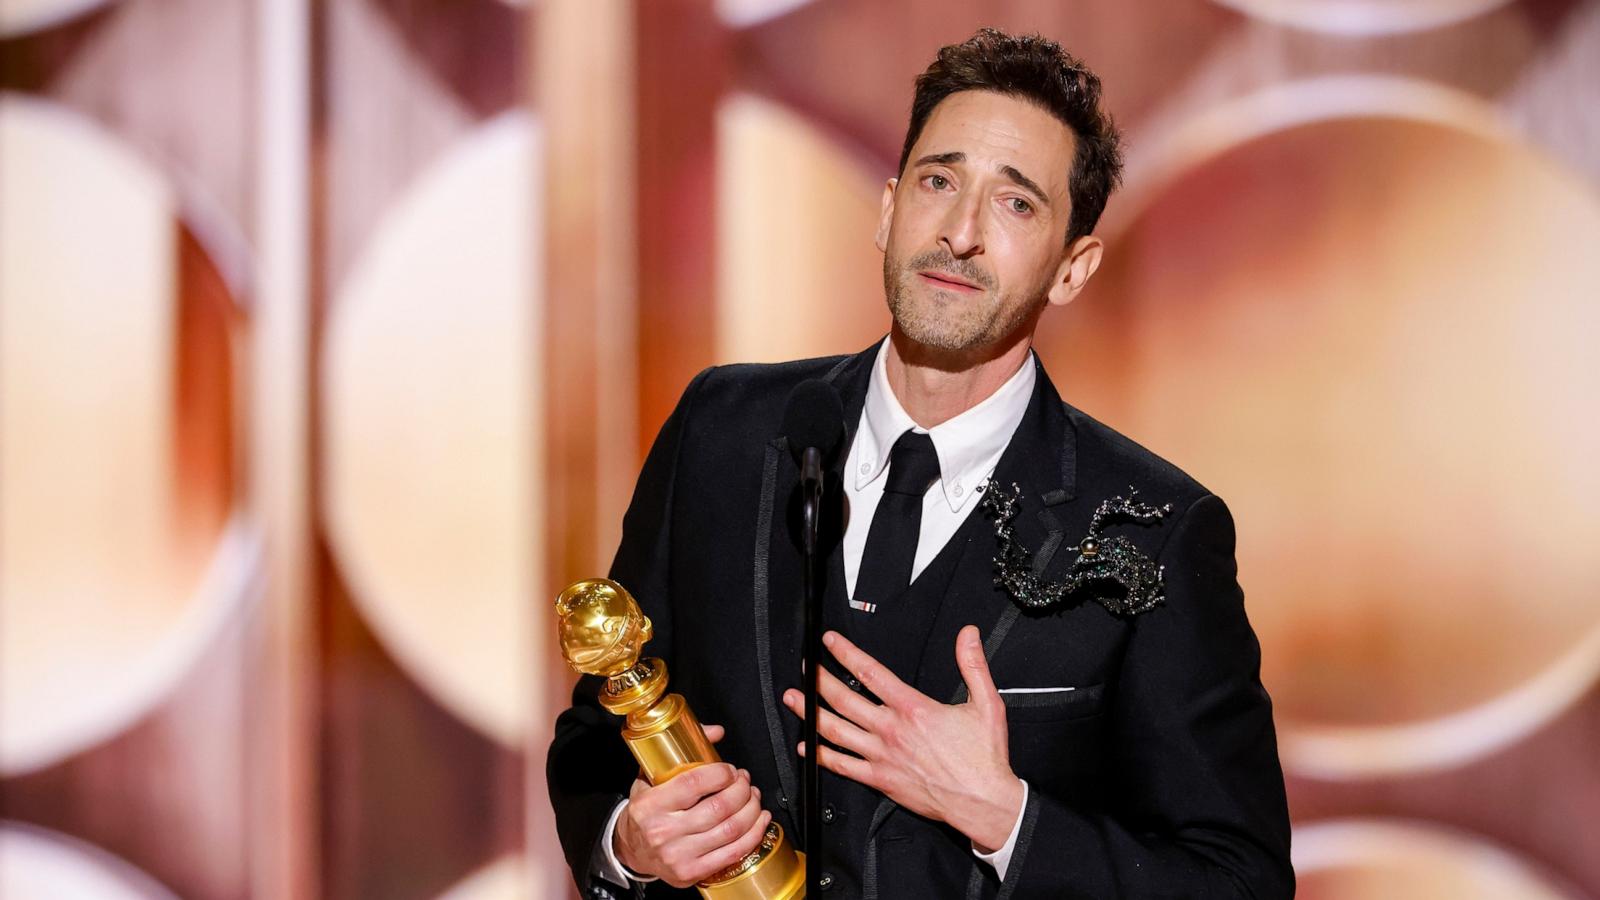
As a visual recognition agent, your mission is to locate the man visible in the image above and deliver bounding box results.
[549,28,1293,898]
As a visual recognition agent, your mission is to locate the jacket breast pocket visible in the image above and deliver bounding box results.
[1000,682,1105,723]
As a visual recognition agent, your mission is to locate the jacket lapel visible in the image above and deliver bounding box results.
[753,345,875,825]
[911,356,1080,708]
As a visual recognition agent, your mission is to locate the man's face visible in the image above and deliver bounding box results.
[877,90,1094,354]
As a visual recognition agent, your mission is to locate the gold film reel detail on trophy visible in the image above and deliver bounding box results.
[555,578,806,899]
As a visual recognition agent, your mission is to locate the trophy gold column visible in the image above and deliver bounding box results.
[555,578,806,899]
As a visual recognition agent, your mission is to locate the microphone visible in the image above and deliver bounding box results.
[780,378,843,896]
[782,379,846,468]
[782,380,844,554]
[781,379,845,462]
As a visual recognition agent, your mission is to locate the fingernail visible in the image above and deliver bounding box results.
[823,631,836,647]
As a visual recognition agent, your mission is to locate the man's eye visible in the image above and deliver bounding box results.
[1010,198,1033,214]
[928,174,949,189]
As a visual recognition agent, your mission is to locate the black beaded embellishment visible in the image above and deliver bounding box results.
[978,480,1174,616]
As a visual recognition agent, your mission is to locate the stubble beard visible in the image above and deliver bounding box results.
[884,248,1048,353]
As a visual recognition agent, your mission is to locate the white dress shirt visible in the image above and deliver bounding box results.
[842,337,1035,598]
[596,339,1037,887]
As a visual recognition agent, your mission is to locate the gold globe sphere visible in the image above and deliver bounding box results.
[554,578,654,678]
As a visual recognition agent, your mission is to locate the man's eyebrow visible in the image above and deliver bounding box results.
[912,152,1053,208]
[1000,165,1051,208]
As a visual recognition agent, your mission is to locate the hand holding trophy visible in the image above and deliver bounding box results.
[555,578,806,898]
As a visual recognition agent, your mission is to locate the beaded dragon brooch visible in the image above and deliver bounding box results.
[978,480,1173,616]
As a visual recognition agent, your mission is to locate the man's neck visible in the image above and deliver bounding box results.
[884,329,1034,430]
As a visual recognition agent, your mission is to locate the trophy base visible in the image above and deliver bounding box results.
[699,822,805,900]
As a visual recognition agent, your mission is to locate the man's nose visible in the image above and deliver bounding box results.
[939,192,984,259]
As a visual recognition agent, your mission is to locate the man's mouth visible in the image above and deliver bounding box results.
[918,270,982,292]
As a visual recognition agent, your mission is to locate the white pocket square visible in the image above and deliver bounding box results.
[997,686,1076,694]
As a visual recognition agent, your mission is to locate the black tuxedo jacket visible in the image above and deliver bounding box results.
[548,345,1294,899]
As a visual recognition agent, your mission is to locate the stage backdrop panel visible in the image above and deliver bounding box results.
[2,1,1597,898]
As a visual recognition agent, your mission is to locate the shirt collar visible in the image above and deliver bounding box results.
[855,337,1037,512]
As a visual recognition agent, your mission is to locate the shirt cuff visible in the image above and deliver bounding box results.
[971,778,1029,881]
[593,799,659,886]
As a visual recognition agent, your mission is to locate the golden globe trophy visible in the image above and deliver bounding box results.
[555,578,806,899]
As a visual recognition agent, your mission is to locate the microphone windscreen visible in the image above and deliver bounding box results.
[781,379,846,468]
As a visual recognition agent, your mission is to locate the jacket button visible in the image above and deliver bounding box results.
[847,677,862,691]
[821,804,836,824]
[819,873,834,890]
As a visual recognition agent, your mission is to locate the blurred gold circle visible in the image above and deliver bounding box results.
[1044,79,1600,777]
[323,114,543,747]
[1209,0,1511,35]
[0,97,247,776]
[714,0,817,27]
[0,823,179,900]
[0,0,111,38]
[715,93,889,364]
[1293,819,1577,899]
[433,854,541,900]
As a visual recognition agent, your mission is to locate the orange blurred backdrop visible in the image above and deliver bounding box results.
[2,0,1598,897]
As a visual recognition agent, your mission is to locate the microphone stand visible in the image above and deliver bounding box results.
[798,446,824,896]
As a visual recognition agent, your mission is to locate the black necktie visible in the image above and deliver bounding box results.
[854,430,941,611]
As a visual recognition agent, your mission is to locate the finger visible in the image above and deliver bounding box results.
[817,664,891,729]
[824,630,918,709]
[799,740,877,790]
[675,768,754,836]
[955,625,1001,717]
[817,704,882,758]
[690,809,773,883]
[782,669,884,732]
[678,781,763,859]
[645,762,738,813]
[782,689,880,758]
[703,724,726,744]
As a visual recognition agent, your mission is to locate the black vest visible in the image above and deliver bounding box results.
[810,497,989,896]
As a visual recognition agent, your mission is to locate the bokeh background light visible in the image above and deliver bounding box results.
[1049,79,1600,776]
[2,0,1597,897]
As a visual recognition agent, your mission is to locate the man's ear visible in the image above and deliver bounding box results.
[1046,235,1104,308]
[874,178,898,252]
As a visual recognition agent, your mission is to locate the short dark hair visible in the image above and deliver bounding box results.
[898,28,1123,244]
